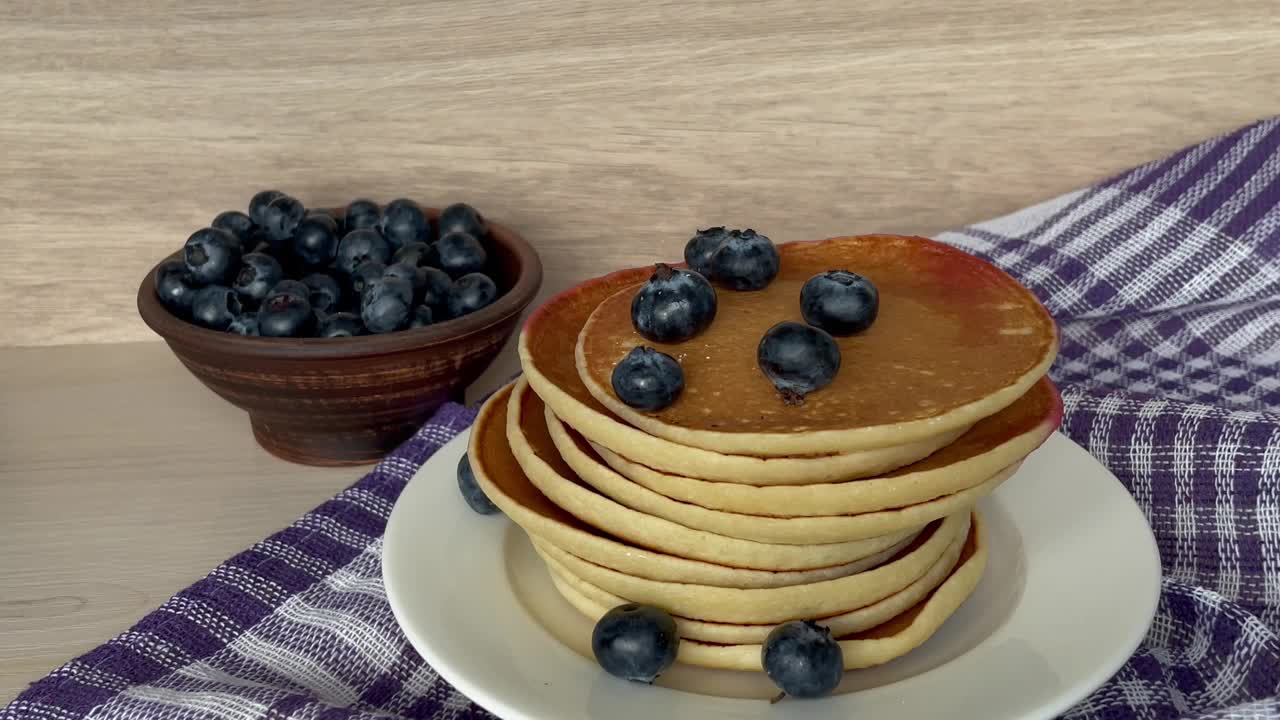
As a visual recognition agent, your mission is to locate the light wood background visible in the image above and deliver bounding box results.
[2,0,1277,347]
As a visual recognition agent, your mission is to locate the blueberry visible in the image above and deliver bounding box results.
[379,198,431,249]
[259,194,306,245]
[258,293,316,337]
[392,241,434,269]
[317,311,365,338]
[630,263,717,343]
[336,229,392,276]
[591,604,679,683]
[757,321,841,403]
[344,198,381,232]
[762,620,843,700]
[292,216,340,266]
[233,252,284,308]
[457,453,500,514]
[183,227,243,286]
[268,279,311,302]
[227,312,259,336]
[350,260,387,298]
[383,262,425,301]
[419,267,452,310]
[248,190,284,227]
[190,285,242,331]
[437,202,487,238]
[800,271,879,336]
[305,208,339,232]
[710,229,779,291]
[154,260,199,318]
[611,347,684,411]
[301,272,343,315]
[409,304,435,328]
[361,277,414,333]
[446,272,498,318]
[435,231,488,278]
[683,226,731,278]
[212,210,255,247]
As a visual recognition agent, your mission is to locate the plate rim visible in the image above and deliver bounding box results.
[384,431,1161,720]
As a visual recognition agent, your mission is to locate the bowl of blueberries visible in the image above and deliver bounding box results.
[137,190,542,466]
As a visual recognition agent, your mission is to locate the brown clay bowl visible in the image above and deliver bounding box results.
[137,206,542,466]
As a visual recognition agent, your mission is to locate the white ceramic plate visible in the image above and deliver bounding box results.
[384,431,1161,720]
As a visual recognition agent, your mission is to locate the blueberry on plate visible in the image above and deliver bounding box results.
[248,190,284,227]
[190,285,242,331]
[611,346,684,411]
[154,259,200,318]
[301,272,343,315]
[233,252,284,308]
[446,272,498,318]
[317,311,365,338]
[268,279,311,302]
[630,263,717,343]
[457,453,500,514]
[409,304,435,328]
[435,231,488,278]
[336,229,392,276]
[361,276,414,333]
[437,202,486,238]
[419,267,452,310]
[343,198,381,233]
[350,260,387,298]
[762,620,843,700]
[259,194,306,245]
[212,210,255,247]
[710,228,779,291]
[800,270,878,336]
[757,321,841,403]
[227,312,259,336]
[292,216,340,267]
[379,198,431,249]
[683,226,731,278]
[591,604,679,683]
[258,293,316,337]
[183,227,243,286]
[392,241,434,269]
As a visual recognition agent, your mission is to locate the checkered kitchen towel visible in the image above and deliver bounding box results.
[6,118,1280,720]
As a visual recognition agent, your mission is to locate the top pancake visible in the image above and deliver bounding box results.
[576,235,1058,455]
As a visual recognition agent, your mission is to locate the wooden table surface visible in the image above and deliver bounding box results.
[2,0,1277,348]
[0,341,518,701]
[4,0,1279,706]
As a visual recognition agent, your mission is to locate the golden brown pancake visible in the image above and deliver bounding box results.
[469,383,918,588]
[588,377,1061,515]
[507,378,930,570]
[547,513,987,671]
[519,260,967,483]
[576,235,1057,456]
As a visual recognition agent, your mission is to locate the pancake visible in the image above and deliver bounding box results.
[470,383,918,589]
[589,377,1061,517]
[547,398,1024,543]
[519,263,968,485]
[576,235,1058,456]
[548,513,987,671]
[508,378,926,570]
[543,520,966,645]
[531,512,970,624]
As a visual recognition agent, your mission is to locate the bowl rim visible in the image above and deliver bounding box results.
[137,206,543,360]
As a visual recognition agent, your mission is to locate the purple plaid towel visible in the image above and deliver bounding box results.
[6,118,1280,720]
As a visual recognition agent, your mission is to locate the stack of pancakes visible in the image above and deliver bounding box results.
[471,235,1062,673]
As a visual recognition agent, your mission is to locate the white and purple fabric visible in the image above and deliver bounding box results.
[6,117,1280,720]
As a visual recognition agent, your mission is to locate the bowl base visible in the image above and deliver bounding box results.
[251,412,437,467]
